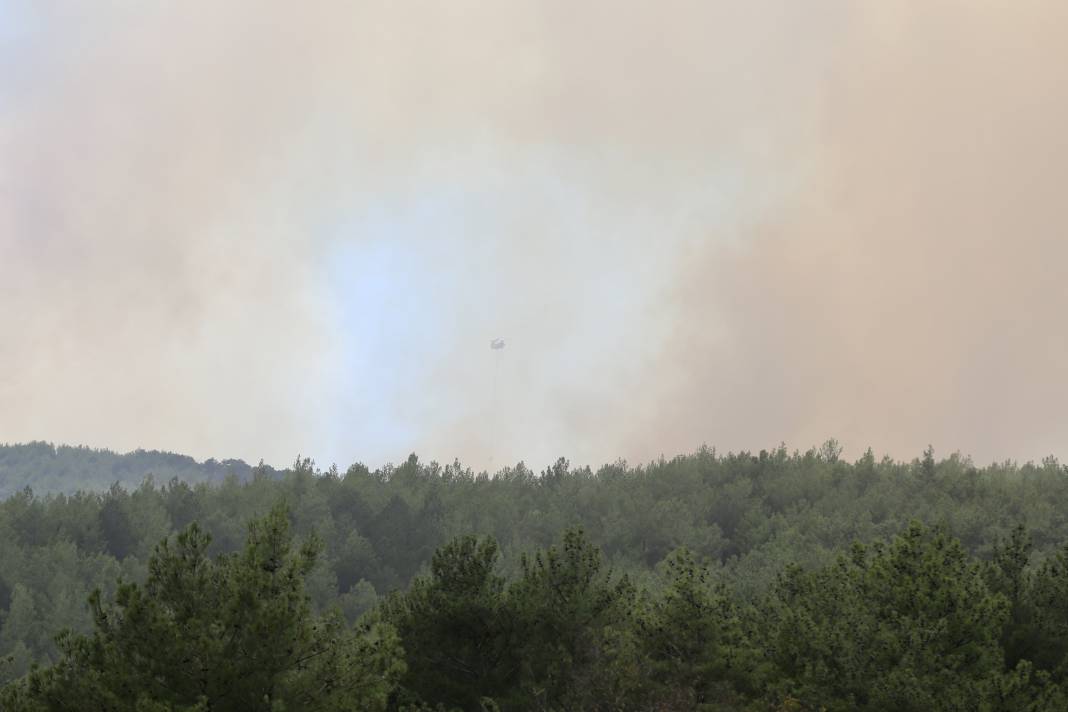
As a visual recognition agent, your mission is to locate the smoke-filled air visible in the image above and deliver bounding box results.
[5,1,1065,470]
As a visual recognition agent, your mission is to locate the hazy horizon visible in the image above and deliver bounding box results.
[3,2,1067,471]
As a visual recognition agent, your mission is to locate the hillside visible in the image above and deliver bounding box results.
[0,442,276,499]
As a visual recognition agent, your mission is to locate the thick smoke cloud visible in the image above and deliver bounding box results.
[630,1,1068,464]
[1,2,1064,469]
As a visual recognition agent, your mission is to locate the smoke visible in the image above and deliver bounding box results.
[628,1,1068,464]
[1,1,1065,469]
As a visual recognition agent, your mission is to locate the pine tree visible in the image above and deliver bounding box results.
[0,504,404,711]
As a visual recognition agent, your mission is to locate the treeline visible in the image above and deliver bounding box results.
[0,442,275,500]
[3,443,1068,701]
[5,504,1068,710]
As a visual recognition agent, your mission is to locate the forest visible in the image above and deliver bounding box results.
[3,441,1068,710]
[0,443,274,500]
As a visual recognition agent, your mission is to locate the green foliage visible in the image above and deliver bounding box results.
[1024,542,1068,681]
[0,505,404,711]
[637,548,754,709]
[764,523,1010,710]
[0,443,270,500]
[6,444,1068,708]
[508,528,637,710]
[383,536,515,710]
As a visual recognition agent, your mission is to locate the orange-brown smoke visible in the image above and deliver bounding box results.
[624,1,1068,464]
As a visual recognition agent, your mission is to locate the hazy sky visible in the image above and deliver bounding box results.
[2,1,1066,470]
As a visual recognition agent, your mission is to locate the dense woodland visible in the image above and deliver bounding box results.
[4,441,1068,709]
[0,443,274,500]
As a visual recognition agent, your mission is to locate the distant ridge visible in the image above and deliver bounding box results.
[0,442,279,498]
